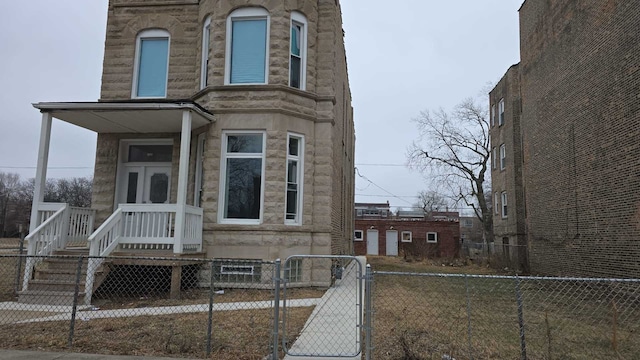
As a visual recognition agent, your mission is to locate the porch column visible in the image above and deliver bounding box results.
[29,112,52,232]
[174,110,192,253]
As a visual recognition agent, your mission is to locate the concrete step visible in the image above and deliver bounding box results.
[17,290,86,306]
[53,249,90,256]
[39,257,88,271]
[27,279,86,292]
[34,268,87,281]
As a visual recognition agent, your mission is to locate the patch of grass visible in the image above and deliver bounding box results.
[369,257,640,359]
[368,255,497,275]
[0,307,314,360]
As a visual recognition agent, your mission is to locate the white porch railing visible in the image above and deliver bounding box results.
[85,203,203,304]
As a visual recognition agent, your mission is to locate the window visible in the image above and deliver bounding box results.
[290,12,307,89]
[285,133,304,224]
[463,219,473,227]
[214,260,262,283]
[501,191,508,218]
[495,192,500,215]
[354,230,363,241]
[356,209,363,216]
[498,98,505,126]
[201,16,212,89]
[133,29,170,98]
[500,144,506,170]
[219,132,266,223]
[285,258,303,283]
[226,8,270,84]
[401,231,412,242]
[426,232,438,243]
[491,103,496,127]
[492,147,497,170]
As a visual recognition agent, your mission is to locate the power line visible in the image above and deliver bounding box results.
[0,166,93,169]
[355,163,407,167]
[355,167,414,206]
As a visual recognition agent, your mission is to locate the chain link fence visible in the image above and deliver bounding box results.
[370,271,640,360]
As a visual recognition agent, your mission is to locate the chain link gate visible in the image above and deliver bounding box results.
[279,255,364,358]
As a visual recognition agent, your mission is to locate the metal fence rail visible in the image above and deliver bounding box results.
[371,271,640,360]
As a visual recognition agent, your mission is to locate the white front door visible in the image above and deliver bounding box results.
[366,229,379,255]
[121,165,171,204]
[386,230,398,256]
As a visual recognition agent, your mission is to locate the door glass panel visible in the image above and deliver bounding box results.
[128,145,173,162]
[149,173,169,203]
[126,173,139,203]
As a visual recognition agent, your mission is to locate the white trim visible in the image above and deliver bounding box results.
[132,29,171,99]
[498,98,505,126]
[218,130,266,224]
[494,192,500,215]
[500,143,506,170]
[491,103,496,127]
[30,113,53,232]
[224,7,270,85]
[220,264,255,275]
[426,232,438,243]
[285,133,304,225]
[354,230,363,241]
[289,11,307,90]
[401,231,412,243]
[492,147,497,170]
[200,16,212,90]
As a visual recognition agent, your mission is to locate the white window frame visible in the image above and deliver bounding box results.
[285,133,304,225]
[132,29,170,99]
[289,11,307,90]
[401,231,412,243]
[500,144,506,170]
[501,191,508,218]
[494,192,500,215]
[354,230,363,241]
[492,147,497,170]
[498,98,505,126]
[491,103,496,127]
[426,232,438,243]
[220,264,255,275]
[224,7,270,85]
[218,130,266,224]
[463,219,473,227]
[356,209,363,216]
[200,16,212,90]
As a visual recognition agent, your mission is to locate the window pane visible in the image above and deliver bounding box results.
[225,158,262,219]
[137,38,168,97]
[290,56,301,89]
[288,137,299,156]
[126,172,138,203]
[231,19,267,84]
[128,145,173,162]
[149,173,169,203]
[286,189,297,220]
[227,134,263,153]
[291,24,301,56]
[287,160,298,183]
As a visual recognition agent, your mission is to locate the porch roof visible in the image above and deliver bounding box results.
[32,100,215,133]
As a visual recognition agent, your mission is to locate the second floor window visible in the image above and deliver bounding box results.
[201,16,212,89]
[285,133,304,225]
[501,191,508,218]
[498,98,505,126]
[491,103,496,127]
[133,29,170,98]
[495,192,500,215]
[500,144,506,170]
[492,147,497,170]
[226,8,269,84]
[290,12,307,89]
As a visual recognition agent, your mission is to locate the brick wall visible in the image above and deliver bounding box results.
[517,0,640,277]
[354,220,460,259]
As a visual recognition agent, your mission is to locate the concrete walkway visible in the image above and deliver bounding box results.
[283,256,366,360]
[0,350,200,360]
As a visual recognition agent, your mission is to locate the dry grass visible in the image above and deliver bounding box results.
[0,238,22,249]
[0,306,314,359]
[92,287,325,310]
[370,256,640,360]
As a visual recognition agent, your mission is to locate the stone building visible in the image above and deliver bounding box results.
[491,0,640,277]
[28,0,355,287]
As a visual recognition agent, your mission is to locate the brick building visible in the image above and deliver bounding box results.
[354,203,460,258]
[28,0,355,286]
[491,0,640,277]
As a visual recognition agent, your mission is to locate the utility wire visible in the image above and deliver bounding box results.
[0,166,93,169]
[355,167,414,206]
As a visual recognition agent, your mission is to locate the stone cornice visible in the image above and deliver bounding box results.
[192,84,336,105]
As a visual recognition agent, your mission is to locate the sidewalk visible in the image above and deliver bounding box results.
[0,350,200,360]
[283,256,366,360]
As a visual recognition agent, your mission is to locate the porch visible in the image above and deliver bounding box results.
[22,100,215,304]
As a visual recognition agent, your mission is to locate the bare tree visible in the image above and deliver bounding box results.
[414,190,449,217]
[408,98,493,244]
[0,172,21,236]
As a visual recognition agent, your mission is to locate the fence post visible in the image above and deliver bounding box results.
[465,275,474,360]
[14,232,25,293]
[272,259,282,360]
[515,275,527,360]
[364,264,373,360]
[68,256,84,348]
[206,260,215,357]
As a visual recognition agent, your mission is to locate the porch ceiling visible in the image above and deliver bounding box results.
[32,101,215,133]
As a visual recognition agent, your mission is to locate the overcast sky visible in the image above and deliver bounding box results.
[0,0,522,213]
